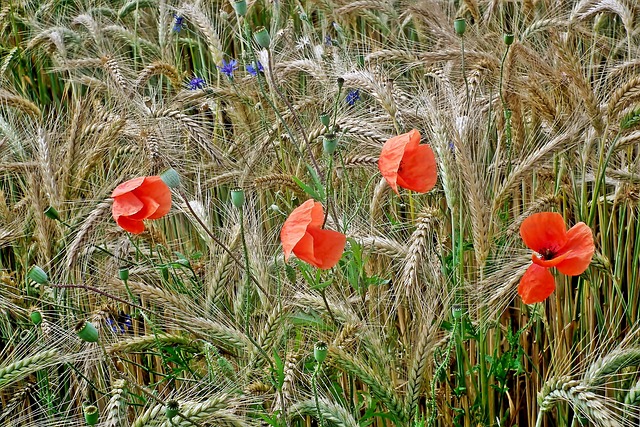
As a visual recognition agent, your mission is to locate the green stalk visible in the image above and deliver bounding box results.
[239,207,253,333]
[312,364,325,427]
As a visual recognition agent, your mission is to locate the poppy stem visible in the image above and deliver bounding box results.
[312,363,326,427]
[460,35,470,113]
[319,288,338,326]
[178,190,271,301]
[239,207,253,333]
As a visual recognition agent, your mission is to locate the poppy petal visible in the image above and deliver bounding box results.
[281,199,317,261]
[554,222,595,276]
[520,212,567,254]
[112,192,144,219]
[127,196,160,221]
[291,232,321,267]
[307,201,325,229]
[378,130,417,194]
[306,228,347,269]
[111,177,146,197]
[518,264,556,304]
[395,144,437,193]
[137,177,171,219]
[116,216,145,234]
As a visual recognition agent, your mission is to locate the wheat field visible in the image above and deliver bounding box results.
[1,0,640,426]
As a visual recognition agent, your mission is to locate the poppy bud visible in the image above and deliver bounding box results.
[503,33,514,45]
[230,188,245,208]
[166,400,180,419]
[30,310,42,326]
[319,112,331,128]
[76,320,99,343]
[119,267,129,281]
[160,168,181,189]
[84,405,99,425]
[232,0,247,16]
[323,133,338,155]
[454,18,466,36]
[253,27,271,49]
[28,266,48,285]
[336,77,344,90]
[314,341,328,364]
[44,206,60,221]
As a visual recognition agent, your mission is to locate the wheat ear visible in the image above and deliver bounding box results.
[329,346,406,423]
[289,398,358,427]
[104,379,126,427]
[0,349,60,390]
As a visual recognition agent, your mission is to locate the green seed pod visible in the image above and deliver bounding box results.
[454,18,467,36]
[253,27,271,49]
[76,320,99,343]
[230,188,245,208]
[503,33,514,45]
[319,112,331,128]
[232,0,247,16]
[84,405,99,426]
[30,310,43,326]
[314,341,328,364]
[160,168,181,189]
[28,266,48,285]
[323,134,338,155]
[166,400,180,419]
[452,304,463,320]
[44,206,60,221]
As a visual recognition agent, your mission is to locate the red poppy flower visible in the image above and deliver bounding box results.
[518,212,595,304]
[378,129,437,194]
[111,176,172,234]
[281,199,346,270]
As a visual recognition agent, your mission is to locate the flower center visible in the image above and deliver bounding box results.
[540,248,555,260]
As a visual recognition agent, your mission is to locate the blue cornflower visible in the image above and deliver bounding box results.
[246,61,264,76]
[120,313,132,331]
[173,14,184,32]
[188,76,205,90]
[219,59,238,79]
[346,89,360,106]
[106,313,133,334]
[324,35,333,46]
[106,317,121,333]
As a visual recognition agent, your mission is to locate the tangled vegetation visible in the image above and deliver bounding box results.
[1,0,640,426]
